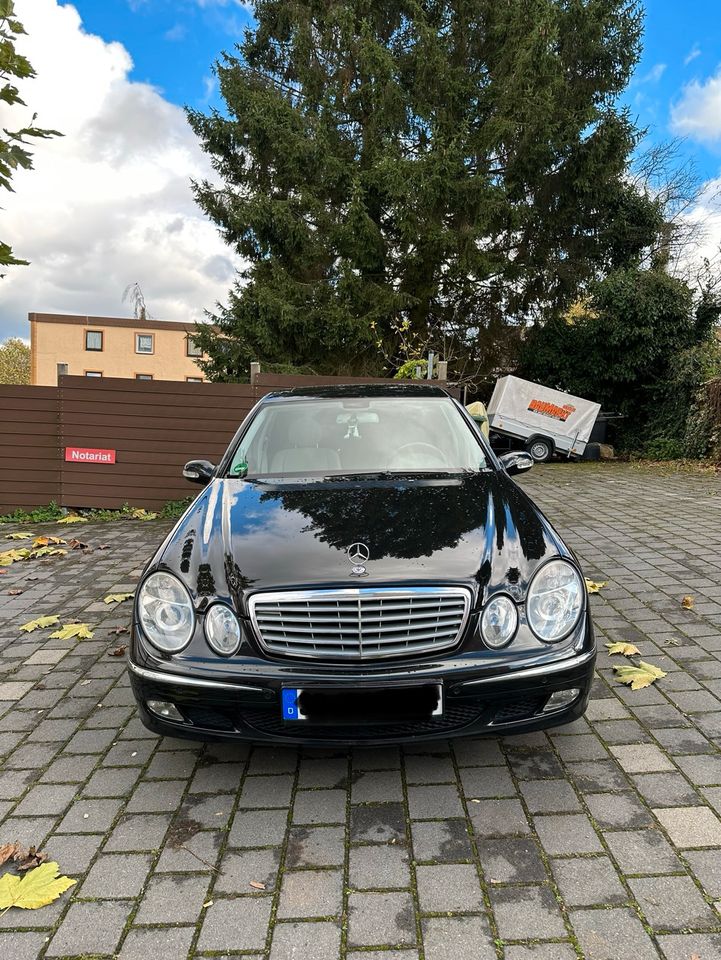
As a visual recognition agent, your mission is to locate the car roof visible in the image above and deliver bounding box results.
[260,383,452,401]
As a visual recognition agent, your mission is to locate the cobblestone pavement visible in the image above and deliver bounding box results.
[2,463,721,959]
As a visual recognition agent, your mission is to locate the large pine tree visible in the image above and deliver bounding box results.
[188,0,661,382]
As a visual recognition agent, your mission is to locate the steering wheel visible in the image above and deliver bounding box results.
[388,442,449,469]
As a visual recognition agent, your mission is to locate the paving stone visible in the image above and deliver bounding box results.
[504,946,577,960]
[533,812,603,855]
[468,798,530,837]
[416,863,483,912]
[572,906,662,960]
[685,848,721,898]
[189,760,246,793]
[229,807,288,847]
[352,768,403,802]
[555,733,609,761]
[118,926,196,960]
[104,813,172,851]
[277,868,343,918]
[155,828,223,872]
[82,765,141,797]
[477,836,546,883]
[46,900,130,957]
[404,752,455,784]
[508,750,565,779]
[178,791,234,827]
[57,797,123,833]
[552,856,628,906]
[632,772,701,807]
[629,874,718,931]
[411,819,473,862]
[422,915,496,960]
[80,852,153,898]
[14,783,77,816]
[674,754,721,786]
[349,842,411,889]
[135,872,210,923]
[286,825,345,867]
[45,832,105,874]
[585,791,654,829]
[459,764,516,799]
[297,757,347,789]
[215,847,281,892]
[604,828,683,874]
[126,779,186,812]
[0,931,48,960]
[653,805,721,847]
[270,920,342,960]
[348,890,416,947]
[240,773,294,807]
[407,783,464,818]
[292,788,346,824]
[657,933,721,960]
[610,744,675,773]
[197,896,273,951]
[489,884,566,939]
[350,802,406,843]
[519,781,582,818]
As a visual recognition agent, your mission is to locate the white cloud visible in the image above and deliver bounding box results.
[0,0,238,341]
[684,44,701,66]
[639,63,667,85]
[671,67,721,144]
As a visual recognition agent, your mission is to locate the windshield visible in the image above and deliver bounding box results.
[228,396,487,478]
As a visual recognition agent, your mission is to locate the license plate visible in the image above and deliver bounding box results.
[280,685,443,722]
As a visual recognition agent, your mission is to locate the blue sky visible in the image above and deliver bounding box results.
[1,0,720,343]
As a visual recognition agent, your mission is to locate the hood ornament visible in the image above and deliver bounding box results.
[348,542,370,577]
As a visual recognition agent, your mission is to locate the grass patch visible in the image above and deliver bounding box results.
[0,497,193,525]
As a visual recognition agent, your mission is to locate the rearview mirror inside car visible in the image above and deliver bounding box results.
[499,452,534,476]
[183,460,216,485]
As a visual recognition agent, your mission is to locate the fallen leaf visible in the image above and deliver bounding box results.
[130,508,158,521]
[663,637,681,647]
[614,660,667,690]
[13,846,48,872]
[108,645,127,657]
[28,547,67,560]
[56,515,87,525]
[67,539,89,551]
[605,642,641,657]
[0,861,75,911]
[19,615,60,633]
[203,899,213,908]
[0,843,20,867]
[681,595,694,610]
[103,592,134,605]
[585,578,608,594]
[249,881,266,890]
[32,536,65,548]
[49,623,94,641]
[7,589,23,596]
[97,544,109,550]
[5,533,30,540]
[0,549,30,566]
[109,626,128,636]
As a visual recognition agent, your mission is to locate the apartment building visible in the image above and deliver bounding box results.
[29,313,207,385]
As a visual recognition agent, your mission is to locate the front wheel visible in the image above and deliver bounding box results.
[525,437,553,462]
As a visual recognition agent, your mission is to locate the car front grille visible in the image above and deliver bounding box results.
[248,587,472,661]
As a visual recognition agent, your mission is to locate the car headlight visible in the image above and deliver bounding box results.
[526,559,583,642]
[204,604,241,656]
[480,595,518,649]
[137,571,195,654]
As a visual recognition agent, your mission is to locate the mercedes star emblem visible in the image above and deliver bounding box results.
[348,542,370,565]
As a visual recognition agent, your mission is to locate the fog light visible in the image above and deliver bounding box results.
[542,688,581,713]
[147,700,183,721]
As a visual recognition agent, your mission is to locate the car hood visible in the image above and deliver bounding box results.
[155,473,568,614]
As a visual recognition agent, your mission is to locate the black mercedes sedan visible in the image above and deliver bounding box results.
[128,384,595,745]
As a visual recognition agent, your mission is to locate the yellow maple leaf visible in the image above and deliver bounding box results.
[49,623,94,641]
[5,533,30,540]
[0,861,75,912]
[32,536,66,548]
[103,592,135,605]
[681,595,694,610]
[605,642,641,657]
[613,660,667,690]
[56,515,88,525]
[19,615,61,633]
[130,508,158,521]
[585,578,608,594]
[28,547,67,559]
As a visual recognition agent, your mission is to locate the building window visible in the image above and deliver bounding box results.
[135,333,154,354]
[85,371,103,378]
[136,373,153,380]
[186,376,203,383]
[85,330,103,351]
[186,336,202,357]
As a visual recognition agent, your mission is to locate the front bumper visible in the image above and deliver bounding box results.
[128,632,596,746]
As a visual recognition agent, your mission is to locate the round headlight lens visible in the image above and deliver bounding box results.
[137,571,195,654]
[526,559,583,642]
[205,604,241,656]
[480,595,518,649]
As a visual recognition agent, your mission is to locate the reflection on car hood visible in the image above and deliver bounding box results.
[156,474,568,612]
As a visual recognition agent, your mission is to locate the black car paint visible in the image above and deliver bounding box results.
[128,385,595,744]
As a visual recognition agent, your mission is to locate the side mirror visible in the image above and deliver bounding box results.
[183,459,216,485]
[499,451,534,476]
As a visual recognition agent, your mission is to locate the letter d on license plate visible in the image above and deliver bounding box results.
[281,688,306,721]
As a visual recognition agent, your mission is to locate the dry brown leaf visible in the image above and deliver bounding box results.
[249,880,266,890]
[32,536,65,548]
[681,595,694,609]
[7,589,23,596]
[108,626,128,636]
[0,842,21,867]
[108,645,127,657]
[15,847,48,872]
[67,538,89,551]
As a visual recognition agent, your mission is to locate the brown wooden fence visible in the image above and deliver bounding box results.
[0,374,457,512]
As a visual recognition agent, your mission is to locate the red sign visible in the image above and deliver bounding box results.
[65,447,116,464]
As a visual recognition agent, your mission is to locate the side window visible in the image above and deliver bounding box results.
[229,409,270,475]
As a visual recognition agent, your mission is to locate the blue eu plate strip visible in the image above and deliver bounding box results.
[281,688,300,721]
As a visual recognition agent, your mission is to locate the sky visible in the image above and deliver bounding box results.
[1,0,721,342]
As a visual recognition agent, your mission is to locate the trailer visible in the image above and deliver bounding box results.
[486,375,601,462]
